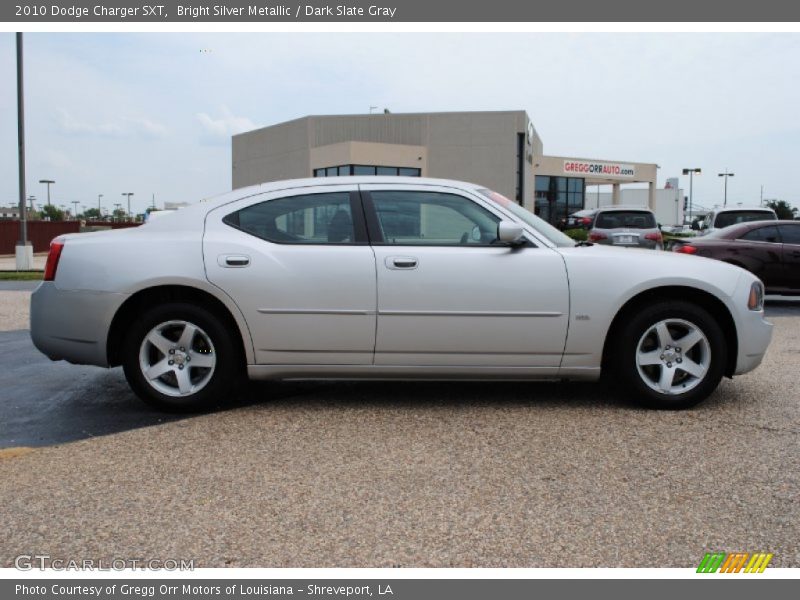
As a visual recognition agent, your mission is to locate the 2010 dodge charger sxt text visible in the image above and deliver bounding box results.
[30,177,773,411]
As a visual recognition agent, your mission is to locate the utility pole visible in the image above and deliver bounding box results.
[16,32,31,269]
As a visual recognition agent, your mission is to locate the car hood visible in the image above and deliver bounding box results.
[555,243,753,298]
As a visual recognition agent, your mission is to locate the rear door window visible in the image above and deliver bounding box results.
[739,225,781,243]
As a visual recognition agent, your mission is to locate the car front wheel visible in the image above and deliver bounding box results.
[612,301,727,409]
[122,303,239,411]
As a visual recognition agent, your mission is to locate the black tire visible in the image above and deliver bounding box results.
[122,302,241,412]
[611,300,727,410]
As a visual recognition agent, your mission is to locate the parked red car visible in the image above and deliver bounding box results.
[673,220,800,295]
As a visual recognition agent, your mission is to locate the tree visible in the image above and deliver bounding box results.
[41,204,64,221]
[83,207,101,220]
[764,199,798,220]
[112,208,127,220]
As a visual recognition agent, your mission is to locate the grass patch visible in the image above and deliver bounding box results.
[0,271,43,281]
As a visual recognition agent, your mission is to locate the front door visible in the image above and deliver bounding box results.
[361,184,570,368]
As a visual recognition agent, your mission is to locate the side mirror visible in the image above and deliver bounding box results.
[497,221,525,245]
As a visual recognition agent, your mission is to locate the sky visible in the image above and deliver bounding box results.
[1,32,799,216]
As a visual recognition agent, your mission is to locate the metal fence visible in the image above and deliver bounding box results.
[0,221,140,254]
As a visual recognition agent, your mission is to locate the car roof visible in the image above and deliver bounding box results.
[142,176,487,231]
[594,205,655,214]
[709,206,776,213]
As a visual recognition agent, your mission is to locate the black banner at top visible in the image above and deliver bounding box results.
[3,0,800,22]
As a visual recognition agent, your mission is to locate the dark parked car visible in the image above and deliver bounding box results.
[673,220,800,295]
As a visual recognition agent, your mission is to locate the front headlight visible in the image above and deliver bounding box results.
[747,281,764,311]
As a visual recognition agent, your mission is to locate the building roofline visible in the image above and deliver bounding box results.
[233,110,531,138]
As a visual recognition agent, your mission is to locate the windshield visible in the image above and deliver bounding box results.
[714,210,776,229]
[477,189,575,247]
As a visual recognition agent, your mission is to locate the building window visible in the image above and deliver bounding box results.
[314,165,421,178]
[535,176,584,225]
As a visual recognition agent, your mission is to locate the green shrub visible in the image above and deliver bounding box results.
[563,228,588,241]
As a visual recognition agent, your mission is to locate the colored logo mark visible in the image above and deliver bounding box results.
[697,552,773,573]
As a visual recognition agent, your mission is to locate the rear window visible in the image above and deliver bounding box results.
[714,210,776,229]
[595,211,656,229]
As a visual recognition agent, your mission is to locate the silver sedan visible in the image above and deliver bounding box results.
[31,177,772,411]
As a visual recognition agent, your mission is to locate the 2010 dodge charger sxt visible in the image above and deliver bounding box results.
[30,177,773,411]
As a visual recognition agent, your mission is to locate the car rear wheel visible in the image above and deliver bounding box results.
[612,301,727,409]
[122,303,239,411]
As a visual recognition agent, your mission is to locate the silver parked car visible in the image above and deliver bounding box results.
[571,206,663,250]
[31,177,772,411]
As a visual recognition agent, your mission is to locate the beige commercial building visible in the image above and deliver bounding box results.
[232,110,660,225]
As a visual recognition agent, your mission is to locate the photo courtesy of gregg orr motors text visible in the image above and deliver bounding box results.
[15,584,392,597]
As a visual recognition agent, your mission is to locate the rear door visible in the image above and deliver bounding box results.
[360,183,569,368]
[204,184,377,365]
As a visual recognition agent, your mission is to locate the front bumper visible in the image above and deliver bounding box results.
[30,282,128,367]
[732,277,774,376]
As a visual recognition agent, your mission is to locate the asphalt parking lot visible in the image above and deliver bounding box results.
[0,295,798,567]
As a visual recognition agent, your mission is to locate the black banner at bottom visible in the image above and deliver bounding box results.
[3,579,796,600]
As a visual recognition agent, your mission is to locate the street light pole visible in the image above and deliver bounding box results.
[16,32,30,267]
[682,168,701,226]
[71,200,79,219]
[718,170,735,206]
[122,192,134,221]
[39,179,54,206]
[98,193,103,218]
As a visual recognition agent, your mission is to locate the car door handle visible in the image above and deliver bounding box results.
[219,254,250,268]
[386,256,418,270]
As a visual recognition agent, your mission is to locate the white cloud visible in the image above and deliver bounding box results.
[56,108,125,138]
[55,109,167,140]
[196,106,257,145]
[127,117,168,139]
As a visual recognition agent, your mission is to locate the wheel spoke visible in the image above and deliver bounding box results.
[145,358,173,381]
[190,352,214,368]
[637,349,662,366]
[679,357,706,379]
[175,368,193,394]
[146,331,173,355]
[177,323,198,350]
[655,322,673,348]
[658,365,676,392]
[676,328,703,353]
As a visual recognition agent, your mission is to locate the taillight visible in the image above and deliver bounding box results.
[580,217,592,226]
[589,232,607,241]
[43,240,65,281]
[675,244,697,254]
[644,232,663,242]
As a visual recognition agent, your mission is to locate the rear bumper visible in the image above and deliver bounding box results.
[30,282,127,367]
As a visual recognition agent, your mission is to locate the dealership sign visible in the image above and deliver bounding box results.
[564,160,635,179]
